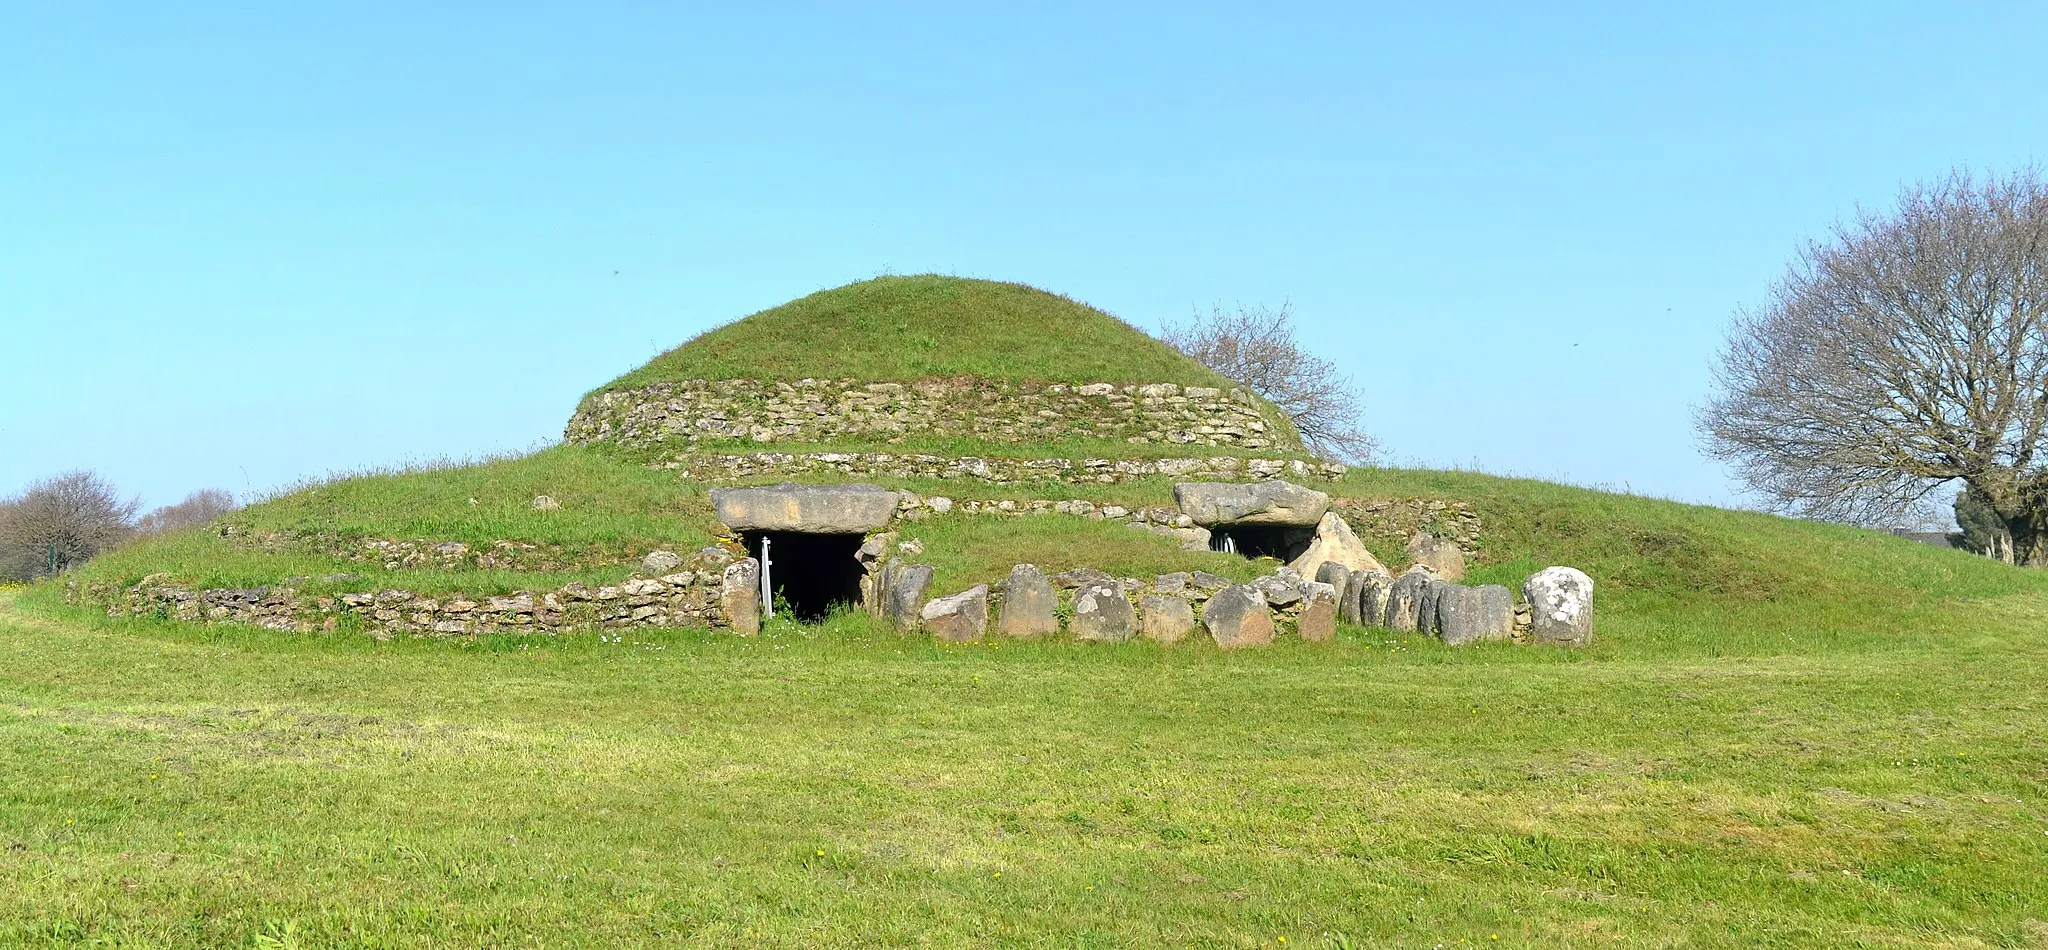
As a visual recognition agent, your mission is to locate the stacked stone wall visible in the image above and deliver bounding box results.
[654,452,1344,484]
[567,379,1291,452]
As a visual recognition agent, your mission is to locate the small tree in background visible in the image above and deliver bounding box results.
[135,489,239,536]
[1954,485,2014,562]
[1162,303,1379,463]
[0,471,140,581]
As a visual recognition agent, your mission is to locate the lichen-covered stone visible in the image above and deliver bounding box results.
[721,558,761,636]
[1071,584,1136,643]
[1407,531,1467,581]
[1297,581,1337,642]
[1524,567,1593,646]
[1290,511,1388,578]
[885,563,935,633]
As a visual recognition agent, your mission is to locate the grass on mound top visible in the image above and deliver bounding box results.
[593,275,1246,393]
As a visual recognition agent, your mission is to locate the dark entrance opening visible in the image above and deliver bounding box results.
[742,531,866,622]
[1210,525,1316,563]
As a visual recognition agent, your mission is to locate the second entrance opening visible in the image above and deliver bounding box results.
[1210,524,1316,563]
[742,531,866,622]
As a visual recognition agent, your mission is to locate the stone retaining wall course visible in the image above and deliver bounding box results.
[655,452,1345,485]
[567,378,1288,452]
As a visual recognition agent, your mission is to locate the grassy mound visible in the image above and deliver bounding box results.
[593,275,1245,393]
[7,468,2047,943]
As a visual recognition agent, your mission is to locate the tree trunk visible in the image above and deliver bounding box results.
[2003,508,2048,566]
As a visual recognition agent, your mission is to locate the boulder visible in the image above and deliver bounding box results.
[1202,584,1275,649]
[710,483,900,533]
[531,494,562,511]
[885,563,935,633]
[921,585,989,643]
[1417,576,1450,635]
[1173,526,1213,552]
[641,550,683,574]
[1289,513,1389,577]
[1050,567,1118,590]
[720,558,761,636]
[1139,593,1196,644]
[1071,584,1136,643]
[1253,573,1303,609]
[1297,581,1338,642]
[1384,568,1437,632]
[1523,567,1594,646]
[1406,532,1467,581]
[1173,480,1331,527]
[1190,571,1234,591]
[997,564,1058,640]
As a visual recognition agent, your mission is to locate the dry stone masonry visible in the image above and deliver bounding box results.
[567,378,1288,451]
[653,452,1344,485]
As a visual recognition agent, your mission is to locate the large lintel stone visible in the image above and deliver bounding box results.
[710,482,900,533]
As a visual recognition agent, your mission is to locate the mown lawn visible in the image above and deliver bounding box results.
[3,575,2045,947]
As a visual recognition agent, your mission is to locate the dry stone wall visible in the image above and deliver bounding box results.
[653,452,1344,485]
[567,378,1289,452]
[75,547,744,638]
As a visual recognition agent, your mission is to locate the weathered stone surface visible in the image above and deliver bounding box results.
[1289,512,1389,578]
[1071,584,1136,643]
[1049,567,1117,590]
[1254,573,1303,608]
[1434,584,1486,645]
[1173,480,1331,527]
[1417,576,1450,635]
[997,564,1058,640]
[1314,562,1352,615]
[721,558,761,636]
[885,563,935,633]
[641,550,683,574]
[1173,526,1213,551]
[1297,581,1337,642]
[1202,584,1275,649]
[1524,566,1594,646]
[1190,571,1234,591]
[531,494,561,511]
[1357,570,1393,627]
[1384,568,1438,632]
[710,482,900,533]
[921,585,989,643]
[1406,531,1467,581]
[1140,593,1196,644]
[665,453,1344,485]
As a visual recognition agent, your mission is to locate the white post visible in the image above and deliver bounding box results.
[759,536,774,619]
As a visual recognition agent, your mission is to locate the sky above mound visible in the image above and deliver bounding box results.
[4,3,2044,514]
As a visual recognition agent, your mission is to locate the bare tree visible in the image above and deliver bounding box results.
[1162,303,1379,463]
[0,471,140,581]
[135,489,239,536]
[1700,167,2048,563]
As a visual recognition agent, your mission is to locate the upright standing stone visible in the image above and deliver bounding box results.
[1297,581,1338,642]
[1436,583,1509,645]
[885,563,935,633]
[1354,570,1392,628]
[997,563,1058,640]
[1384,568,1437,632]
[1417,576,1451,636]
[721,558,761,636]
[1523,567,1594,646]
[1139,593,1196,644]
[1203,584,1275,649]
[1315,563,1352,617]
[921,585,989,643]
[1070,583,1135,643]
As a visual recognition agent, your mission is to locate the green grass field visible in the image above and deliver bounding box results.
[7,469,2048,947]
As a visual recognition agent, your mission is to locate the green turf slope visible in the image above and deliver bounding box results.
[591,275,1248,393]
[8,468,2048,945]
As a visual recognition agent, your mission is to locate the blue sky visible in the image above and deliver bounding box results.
[4,2,2043,513]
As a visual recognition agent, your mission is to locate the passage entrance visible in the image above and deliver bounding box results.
[742,531,866,622]
[1210,524,1316,562]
